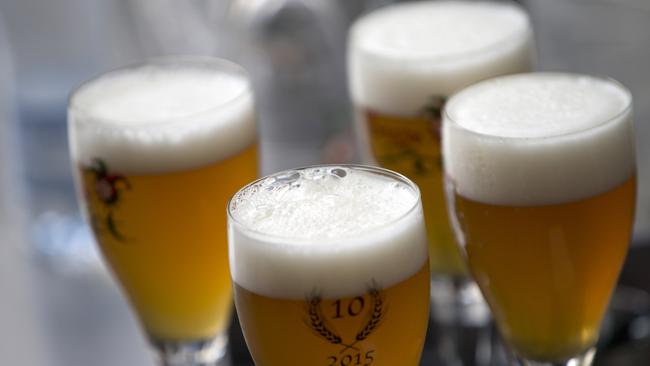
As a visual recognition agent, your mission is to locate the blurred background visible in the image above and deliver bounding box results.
[1,0,650,365]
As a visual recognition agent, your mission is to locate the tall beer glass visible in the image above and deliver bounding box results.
[348,1,534,362]
[228,165,430,366]
[68,58,258,365]
[349,0,532,277]
[443,72,635,365]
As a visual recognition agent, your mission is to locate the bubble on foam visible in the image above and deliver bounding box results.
[357,1,526,60]
[233,167,416,240]
[348,1,533,116]
[87,70,245,123]
[69,59,256,174]
[229,166,428,299]
[443,73,635,206]
[448,74,631,138]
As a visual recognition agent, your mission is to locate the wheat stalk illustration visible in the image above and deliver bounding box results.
[373,95,446,176]
[337,284,386,354]
[306,295,360,352]
[356,287,384,342]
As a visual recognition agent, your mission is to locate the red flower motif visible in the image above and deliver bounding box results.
[90,158,131,241]
[95,179,114,203]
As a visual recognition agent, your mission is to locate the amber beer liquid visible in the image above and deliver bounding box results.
[348,1,534,275]
[78,145,257,339]
[234,268,429,366]
[68,59,257,345]
[443,73,636,362]
[228,166,430,366]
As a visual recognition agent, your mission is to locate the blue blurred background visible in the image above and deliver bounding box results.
[1,0,650,365]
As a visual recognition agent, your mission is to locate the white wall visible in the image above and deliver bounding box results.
[0,13,49,366]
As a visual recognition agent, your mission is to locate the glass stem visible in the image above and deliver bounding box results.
[512,347,596,366]
[151,334,229,366]
[429,276,501,366]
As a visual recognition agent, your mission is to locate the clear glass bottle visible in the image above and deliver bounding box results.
[229,0,360,175]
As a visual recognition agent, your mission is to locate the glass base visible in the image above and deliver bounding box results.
[151,333,229,366]
[512,347,596,366]
[429,276,504,366]
[430,276,491,327]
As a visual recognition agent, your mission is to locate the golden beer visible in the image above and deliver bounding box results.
[228,166,430,366]
[69,58,258,361]
[363,109,461,274]
[348,1,534,275]
[79,144,257,340]
[234,265,429,366]
[443,73,635,363]
[452,178,635,361]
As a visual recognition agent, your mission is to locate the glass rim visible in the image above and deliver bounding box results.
[227,164,422,245]
[68,55,252,129]
[350,0,532,65]
[443,71,634,142]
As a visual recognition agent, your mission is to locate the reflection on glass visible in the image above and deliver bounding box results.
[68,58,258,365]
[443,73,635,365]
[228,165,429,365]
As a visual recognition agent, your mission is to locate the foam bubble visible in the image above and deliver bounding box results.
[69,58,256,173]
[348,1,533,116]
[228,166,428,299]
[443,73,635,206]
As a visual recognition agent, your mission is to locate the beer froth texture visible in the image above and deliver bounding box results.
[229,166,428,299]
[69,60,256,173]
[348,1,532,115]
[444,73,635,206]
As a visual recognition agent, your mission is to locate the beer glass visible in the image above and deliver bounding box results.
[348,1,534,362]
[228,165,430,365]
[443,72,635,365]
[68,57,258,365]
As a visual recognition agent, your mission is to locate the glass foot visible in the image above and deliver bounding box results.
[512,347,596,366]
[151,333,229,366]
[429,276,503,366]
[430,276,491,327]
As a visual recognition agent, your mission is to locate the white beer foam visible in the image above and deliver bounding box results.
[443,73,635,206]
[69,59,256,174]
[229,166,428,299]
[349,1,533,116]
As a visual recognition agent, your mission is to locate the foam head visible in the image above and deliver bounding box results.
[69,58,256,174]
[348,1,533,116]
[228,165,428,299]
[443,72,635,206]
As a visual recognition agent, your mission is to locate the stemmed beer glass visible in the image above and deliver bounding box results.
[347,2,534,362]
[443,72,636,365]
[227,165,430,365]
[69,57,258,365]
